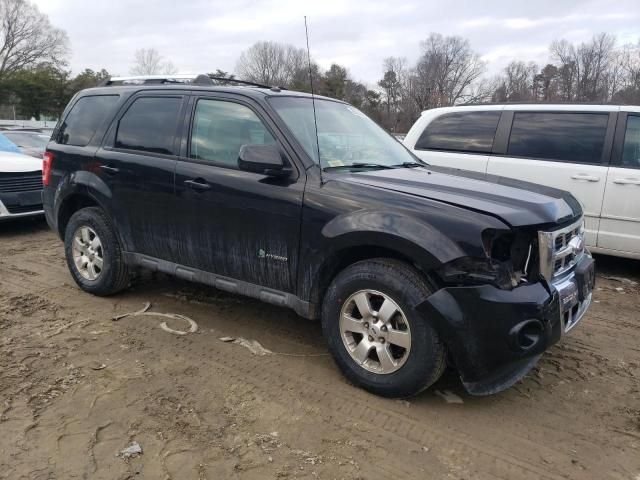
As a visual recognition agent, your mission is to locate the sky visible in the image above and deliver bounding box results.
[33,0,640,86]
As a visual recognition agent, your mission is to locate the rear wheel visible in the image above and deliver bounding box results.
[64,207,130,296]
[322,259,446,397]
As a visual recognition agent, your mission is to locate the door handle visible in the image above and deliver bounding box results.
[613,178,640,185]
[184,179,211,191]
[570,174,599,182]
[99,165,119,175]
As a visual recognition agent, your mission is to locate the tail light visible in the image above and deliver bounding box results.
[43,151,54,186]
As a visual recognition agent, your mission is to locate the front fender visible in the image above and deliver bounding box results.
[299,209,468,309]
[321,209,466,264]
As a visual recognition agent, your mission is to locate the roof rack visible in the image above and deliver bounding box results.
[98,74,284,91]
[208,76,283,90]
[99,74,212,86]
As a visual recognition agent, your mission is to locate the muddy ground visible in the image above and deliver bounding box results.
[0,217,639,480]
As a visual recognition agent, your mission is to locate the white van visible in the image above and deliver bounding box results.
[404,105,640,260]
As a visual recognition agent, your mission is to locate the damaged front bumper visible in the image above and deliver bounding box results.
[418,254,594,395]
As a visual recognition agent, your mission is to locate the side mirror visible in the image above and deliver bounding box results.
[238,144,291,177]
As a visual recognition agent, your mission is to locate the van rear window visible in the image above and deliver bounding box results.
[57,95,119,146]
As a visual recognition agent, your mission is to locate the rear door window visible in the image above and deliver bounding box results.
[507,112,609,164]
[57,95,119,146]
[415,111,501,153]
[621,115,640,169]
[115,97,182,155]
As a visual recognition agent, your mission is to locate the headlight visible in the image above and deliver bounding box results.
[437,229,536,290]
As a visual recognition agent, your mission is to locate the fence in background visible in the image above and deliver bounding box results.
[0,119,57,129]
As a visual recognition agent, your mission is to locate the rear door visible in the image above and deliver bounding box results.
[96,92,187,259]
[598,112,640,255]
[172,94,305,293]
[487,110,616,247]
[408,110,502,173]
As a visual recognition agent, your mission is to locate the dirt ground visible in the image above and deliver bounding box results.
[0,218,639,480]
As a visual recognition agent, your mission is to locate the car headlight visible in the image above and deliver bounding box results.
[437,229,536,290]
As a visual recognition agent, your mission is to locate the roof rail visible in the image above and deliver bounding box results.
[97,74,284,91]
[208,76,283,90]
[99,74,214,86]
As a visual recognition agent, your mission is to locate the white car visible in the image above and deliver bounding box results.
[0,150,44,220]
[404,104,640,260]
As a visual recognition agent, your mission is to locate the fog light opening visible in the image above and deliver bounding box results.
[509,319,544,352]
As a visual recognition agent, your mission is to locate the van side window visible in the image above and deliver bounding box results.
[189,99,277,169]
[57,95,119,146]
[115,97,182,155]
[621,115,640,169]
[415,111,501,153]
[508,112,609,164]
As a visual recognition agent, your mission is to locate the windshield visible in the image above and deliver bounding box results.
[269,97,420,169]
[3,132,49,149]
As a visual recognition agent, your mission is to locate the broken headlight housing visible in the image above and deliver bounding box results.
[437,229,537,290]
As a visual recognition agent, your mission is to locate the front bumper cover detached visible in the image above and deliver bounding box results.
[417,281,564,396]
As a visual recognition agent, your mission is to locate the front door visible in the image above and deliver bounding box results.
[173,95,304,293]
[598,113,640,255]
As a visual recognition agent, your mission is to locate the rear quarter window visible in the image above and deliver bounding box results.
[415,111,501,153]
[507,112,609,164]
[621,115,640,169]
[57,95,120,146]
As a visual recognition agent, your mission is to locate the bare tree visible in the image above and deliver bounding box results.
[130,48,177,76]
[613,40,640,103]
[235,41,307,86]
[0,0,68,81]
[410,33,486,110]
[550,33,617,102]
[492,61,538,102]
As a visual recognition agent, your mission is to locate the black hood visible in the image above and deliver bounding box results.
[337,165,582,228]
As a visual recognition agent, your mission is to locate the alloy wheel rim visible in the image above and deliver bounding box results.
[339,289,411,374]
[71,226,104,281]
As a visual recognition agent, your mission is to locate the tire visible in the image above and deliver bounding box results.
[322,258,446,398]
[64,207,130,296]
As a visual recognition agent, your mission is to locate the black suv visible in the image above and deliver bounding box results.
[43,74,595,397]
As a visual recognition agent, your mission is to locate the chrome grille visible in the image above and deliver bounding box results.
[0,171,43,193]
[538,218,586,281]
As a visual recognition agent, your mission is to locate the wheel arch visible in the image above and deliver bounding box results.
[54,171,115,240]
[56,193,101,239]
[303,232,449,319]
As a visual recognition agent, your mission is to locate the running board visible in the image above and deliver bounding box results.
[124,252,314,319]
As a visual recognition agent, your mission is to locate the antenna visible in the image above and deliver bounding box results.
[304,16,324,184]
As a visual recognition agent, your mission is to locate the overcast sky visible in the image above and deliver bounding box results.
[33,0,640,85]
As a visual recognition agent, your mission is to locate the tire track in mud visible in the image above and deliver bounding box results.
[115,319,573,480]
[2,229,639,479]
[0,284,629,478]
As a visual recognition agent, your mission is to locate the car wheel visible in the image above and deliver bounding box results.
[322,258,446,398]
[64,207,130,296]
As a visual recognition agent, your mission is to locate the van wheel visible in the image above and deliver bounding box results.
[322,259,446,398]
[64,207,130,296]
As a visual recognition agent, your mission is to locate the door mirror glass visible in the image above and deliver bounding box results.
[238,144,289,177]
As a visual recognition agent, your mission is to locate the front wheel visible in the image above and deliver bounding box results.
[322,259,446,397]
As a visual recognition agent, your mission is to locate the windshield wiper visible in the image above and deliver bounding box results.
[323,162,395,171]
[391,161,426,168]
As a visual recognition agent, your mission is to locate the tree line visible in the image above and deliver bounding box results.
[1,0,639,130]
